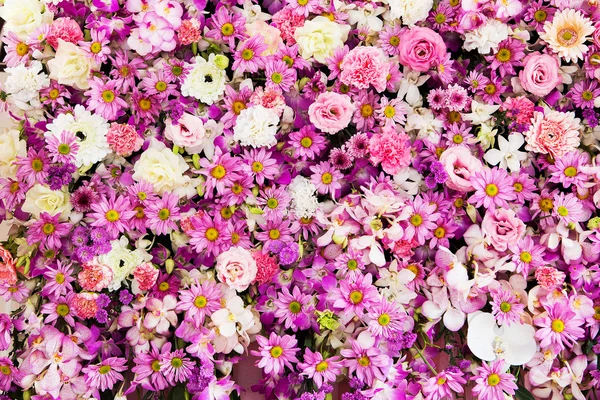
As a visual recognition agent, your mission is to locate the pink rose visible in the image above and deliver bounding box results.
[0,245,17,286]
[439,146,483,192]
[308,92,355,134]
[482,208,525,252]
[164,113,208,154]
[215,247,258,292]
[519,53,562,97]
[398,27,447,72]
[525,110,581,158]
[340,46,389,92]
[133,262,159,292]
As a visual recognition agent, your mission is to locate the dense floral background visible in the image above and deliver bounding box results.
[0,0,599,399]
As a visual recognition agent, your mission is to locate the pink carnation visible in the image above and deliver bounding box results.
[0,246,17,287]
[71,293,99,319]
[47,18,84,50]
[524,110,581,159]
[178,19,202,45]
[106,123,143,156]
[252,251,280,285]
[272,7,305,45]
[340,46,389,93]
[250,87,286,116]
[535,266,566,290]
[369,128,412,175]
[78,261,113,292]
[502,96,535,125]
[133,262,159,291]
[308,92,355,134]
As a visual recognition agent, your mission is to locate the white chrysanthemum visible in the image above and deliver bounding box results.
[540,8,594,63]
[388,0,433,26]
[4,61,49,104]
[97,236,151,292]
[181,54,227,105]
[463,19,509,54]
[288,176,319,218]
[46,105,111,167]
[233,105,279,148]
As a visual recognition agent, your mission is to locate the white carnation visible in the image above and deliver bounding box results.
[288,176,319,219]
[98,236,151,292]
[233,105,279,148]
[4,61,49,104]
[388,0,433,26]
[46,105,111,167]
[181,54,227,105]
[463,19,509,54]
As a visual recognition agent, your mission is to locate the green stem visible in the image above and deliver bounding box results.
[414,346,438,376]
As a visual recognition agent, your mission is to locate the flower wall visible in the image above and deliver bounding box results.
[0,0,599,399]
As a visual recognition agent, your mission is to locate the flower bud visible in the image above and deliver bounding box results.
[214,54,229,69]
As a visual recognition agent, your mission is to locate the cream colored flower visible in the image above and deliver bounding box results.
[294,16,350,64]
[181,54,227,105]
[540,8,594,63]
[0,129,26,179]
[245,20,283,56]
[0,0,53,40]
[22,184,72,221]
[132,139,189,195]
[47,40,98,90]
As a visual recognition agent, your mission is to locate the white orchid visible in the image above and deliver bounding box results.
[463,100,500,125]
[398,67,430,106]
[484,132,527,172]
[467,312,537,366]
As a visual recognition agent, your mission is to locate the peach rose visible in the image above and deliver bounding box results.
[439,146,483,192]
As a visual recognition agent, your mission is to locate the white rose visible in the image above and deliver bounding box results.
[47,40,98,90]
[0,129,26,179]
[22,184,72,220]
[233,105,279,148]
[0,0,53,40]
[132,140,189,195]
[294,16,350,63]
[388,0,433,26]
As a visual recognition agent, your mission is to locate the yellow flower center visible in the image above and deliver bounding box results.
[484,83,497,95]
[289,301,301,314]
[205,228,219,241]
[49,89,60,100]
[171,358,182,368]
[232,183,243,194]
[485,183,499,197]
[55,273,65,284]
[271,72,283,84]
[267,198,278,209]
[32,158,44,172]
[534,10,547,22]
[270,345,283,358]
[102,90,115,103]
[316,361,329,372]
[452,134,464,144]
[283,55,294,67]
[134,206,145,219]
[513,182,523,192]
[58,143,71,155]
[0,366,11,376]
[269,229,280,240]
[16,42,29,56]
[540,198,553,213]
[57,304,70,317]
[298,0,308,5]
[487,373,500,386]
[321,172,333,184]
[384,105,395,118]
[211,165,226,179]
[378,313,390,326]
[221,23,234,36]
[194,295,207,308]
[557,28,578,47]
[437,377,447,385]
[410,214,423,227]
[389,36,400,46]
[252,161,263,173]
[43,223,55,235]
[159,282,170,291]
[106,210,120,222]
[500,301,512,313]
[454,198,464,208]
[447,111,461,123]
[496,48,512,62]
[158,208,170,220]
[564,167,577,177]
[360,104,373,118]
[301,137,313,148]
[347,259,358,270]
[242,49,254,61]
[435,13,446,24]
[349,290,363,304]
[151,360,161,372]
[358,356,370,367]
[520,251,532,263]
[557,206,569,217]
[221,207,233,219]
[582,91,594,101]
[232,101,246,115]
[90,42,102,54]
[407,264,419,275]
[155,81,167,92]
[434,227,446,239]
[99,365,112,374]
[551,319,565,333]
[139,98,152,110]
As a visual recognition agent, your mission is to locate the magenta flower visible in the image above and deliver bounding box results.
[82,357,127,392]
[257,186,292,222]
[159,346,194,385]
[534,302,585,351]
[84,77,128,121]
[45,130,79,164]
[252,332,299,377]
[199,147,246,197]
[469,167,516,211]
[27,212,71,251]
[79,28,111,64]
[508,236,546,276]
[330,273,379,318]
[132,342,170,391]
[423,369,467,400]
[288,126,327,160]
[273,285,313,331]
[548,151,589,189]
[553,192,586,225]
[471,360,518,400]
[265,59,297,92]
[40,295,76,326]
[89,193,136,239]
[175,280,222,327]
[146,192,181,235]
[141,69,177,100]
[206,6,248,49]
[41,260,75,300]
[0,357,16,391]
[490,288,525,327]
[242,147,279,185]
[232,35,268,73]
[405,195,441,245]
[297,348,342,388]
[189,214,228,258]
[15,148,50,185]
[366,298,407,338]
[222,85,253,128]
[341,334,391,386]
[310,161,343,197]
[256,219,293,250]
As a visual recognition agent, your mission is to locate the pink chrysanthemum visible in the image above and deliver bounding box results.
[27,212,71,251]
[310,161,343,197]
[491,288,525,327]
[340,336,391,386]
[45,131,79,164]
[233,35,268,73]
[405,195,441,245]
[84,77,128,121]
[82,357,127,392]
[145,193,181,236]
[330,273,379,317]
[252,332,300,377]
[469,167,516,211]
[289,126,327,160]
[297,348,343,388]
[89,193,136,239]
[471,360,518,400]
[175,280,222,326]
[423,369,467,400]
[534,302,584,351]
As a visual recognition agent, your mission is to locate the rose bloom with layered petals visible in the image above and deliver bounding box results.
[525,110,581,159]
[398,26,447,72]
[308,92,355,134]
[439,146,484,192]
[519,53,563,97]
[481,208,526,252]
[164,113,209,154]
[0,245,17,286]
[215,247,258,292]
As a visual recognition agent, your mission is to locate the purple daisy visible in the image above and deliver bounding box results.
[265,59,297,92]
[189,214,228,258]
[257,186,292,221]
[15,148,50,186]
[273,285,313,332]
[288,126,327,160]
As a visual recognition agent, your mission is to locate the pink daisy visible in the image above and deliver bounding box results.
[89,193,136,239]
[490,288,525,327]
[232,35,268,74]
[27,212,71,251]
[145,193,181,236]
[471,360,518,400]
[469,167,516,211]
[310,161,343,197]
[252,332,299,377]
[297,348,342,388]
[534,302,585,351]
[84,78,128,121]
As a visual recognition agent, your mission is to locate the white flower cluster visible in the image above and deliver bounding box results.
[387,0,433,26]
[181,54,227,105]
[288,176,319,218]
[233,105,280,148]
[463,19,509,54]
[98,236,151,292]
[5,61,49,105]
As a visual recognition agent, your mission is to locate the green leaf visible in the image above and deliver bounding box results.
[515,384,536,400]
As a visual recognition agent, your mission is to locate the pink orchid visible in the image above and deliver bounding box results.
[143,295,178,335]
[139,12,176,53]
